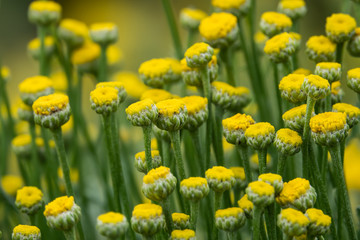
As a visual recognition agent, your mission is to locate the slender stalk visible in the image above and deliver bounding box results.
[102,115,121,212]
[302,97,316,179]
[99,44,108,82]
[169,130,186,182]
[272,62,283,127]
[252,206,262,240]
[335,42,344,64]
[29,121,40,187]
[63,228,77,240]
[214,106,225,166]
[237,145,252,183]
[200,67,212,170]
[29,214,36,226]
[212,192,222,240]
[161,0,182,59]
[257,148,267,174]
[162,140,171,168]
[189,129,205,175]
[0,68,14,138]
[190,201,199,230]
[38,26,48,76]
[277,153,287,176]
[329,144,358,240]
[220,48,236,86]
[161,199,173,234]
[265,204,277,240]
[187,29,196,48]
[325,94,332,112]
[41,128,58,198]
[143,125,153,172]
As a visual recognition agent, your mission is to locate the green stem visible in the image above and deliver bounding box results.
[102,115,121,212]
[257,148,267,174]
[169,130,186,182]
[143,125,153,172]
[0,69,14,138]
[51,127,74,196]
[161,199,173,235]
[252,206,262,240]
[272,62,283,127]
[160,0,182,59]
[63,228,77,240]
[336,42,344,64]
[29,214,36,226]
[189,129,205,175]
[190,201,199,230]
[302,97,316,179]
[41,128,58,198]
[277,153,287,176]
[38,26,48,76]
[237,145,252,183]
[325,94,332,112]
[99,44,108,82]
[200,67,212,170]
[29,121,40,187]
[162,140,171,168]
[212,192,222,240]
[214,106,224,166]
[265,203,277,240]
[220,47,236,86]
[329,144,357,240]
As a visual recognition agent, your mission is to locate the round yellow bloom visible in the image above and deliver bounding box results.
[90,22,118,45]
[347,68,360,93]
[32,93,69,116]
[282,104,309,132]
[140,89,173,103]
[237,194,253,216]
[16,186,43,208]
[280,208,310,225]
[90,87,119,106]
[113,71,149,99]
[126,98,155,116]
[44,196,75,217]
[1,66,10,81]
[247,181,274,196]
[156,98,186,117]
[172,212,191,230]
[181,177,208,188]
[132,203,162,219]
[19,76,53,94]
[310,112,346,133]
[293,68,311,76]
[315,62,341,83]
[206,166,235,192]
[98,212,124,223]
[71,41,100,69]
[278,208,310,236]
[306,35,336,62]
[12,225,41,239]
[212,0,250,15]
[51,72,68,92]
[264,32,296,62]
[275,128,303,147]
[245,122,275,137]
[246,181,275,207]
[216,207,244,218]
[326,13,356,43]
[305,208,331,227]
[180,8,207,30]
[59,18,88,38]
[143,166,172,184]
[278,0,307,19]
[1,175,23,196]
[279,73,306,103]
[333,103,360,128]
[171,229,195,239]
[260,12,292,37]
[199,12,238,47]
[28,1,61,25]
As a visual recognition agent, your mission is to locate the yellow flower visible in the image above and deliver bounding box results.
[212,0,250,15]
[50,72,68,92]
[260,12,292,37]
[19,76,53,94]
[28,1,61,25]
[306,35,336,62]
[305,208,331,227]
[276,178,313,207]
[15,186,43,208]
[156,99,186,117]
[107,45,123,66]
[344,139,360,190]
[333,103,360,127]
[1,175,23,196]
[71,41,100,65]
[230,167,245,180]
[237,194,253,212]
[199,12,238,47]
[1,66,10,81]
[171,229,195,239]
[279,208,310,226]
[12,225,41,239]
[254,31,268,45]
[275,128,303,147]
[347,68,360,93]
[44,196,75,217]
[126,98,155,116]
[264,32,296,62]
[59,18,88,39]
[132,203,162,219]
[246,181,275,207]
[326,13,356,43]
[222,113,255,131]
[278,0,307,19]
[32,93,69,116]
[293,68,311,75]
[180,8,207,29]
[172,212,190,222]
[216,207,244,218]
[140,89,174,103]
[143,166,171,184]
[113,71,149,99]
[181,96,207,115]
[90,22,118,45]
[279,73,306,103]
[90,87,119,107]
[309,112,346,133]
[245,122,275,138]
[180,177,208,188]
[98,212,125,224]
[206,166,234,181]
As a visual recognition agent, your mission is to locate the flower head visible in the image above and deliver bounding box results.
[90,87,120,115]
[245,122,275,150]
[180,8,207,30]
[260,12,292,37]
[347,68,360,93]
[180,177,209,202]
[1,175,23,196]
[276,178,317,212]
[302,74,330,100]
[114,71,149,99]
[58,18,88,47]
[246,181,275,208]
[310,112,348,146]
[181,96,208,131]
[28,1,61,25]
[325,13,356,43]
[96,212,129,238]
[237,194,253,217]
[96,81,126,102]
[347,27,360,57]
[282,104,309,132]
[33,93,71,129]
[222,113,255,145]
[264,32,296,63]
[230,167,247,189]
[306,35,336,63]
[212,0,251,16]
[172,213,191,230]
[278,208,309,237]
[19,76,54,106]
[71,41,100,72]
[305,208,331,237]
[16,186,43,215]
[131,203,165,237]
[258,173,283,195]
[274,128,302,156]
[142,166,177,202]
[199,12,238,48]
[90,22,118,45]
[185,42,214,68]
[155,99,188,131]
[12,225,41,240]
[278,0,307,19]
[333,103,360,128]
[126,99,158,126]
[12,134,41,157]
[171,229,196,240]
[135,150,162,174]
[279,73,307,103]
[215,207,246,232]
[140,89,174,103]
[331,81,343,104]
[293,68,312,76]
[205,166,235,192]
[315,62,341,84]
[28,36,55,60]
[44,196,81,231]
